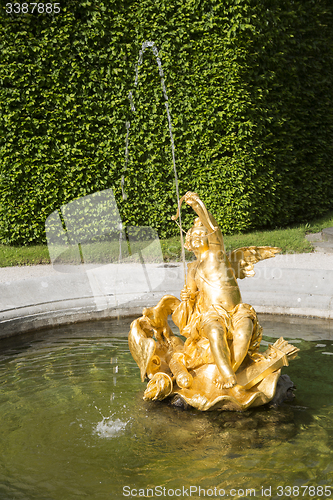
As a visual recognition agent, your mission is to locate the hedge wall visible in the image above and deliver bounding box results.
[1,0,333,245]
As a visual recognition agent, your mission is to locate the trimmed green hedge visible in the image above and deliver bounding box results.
[1,0,333,245]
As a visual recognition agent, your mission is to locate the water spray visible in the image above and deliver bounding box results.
[123,41,187,284]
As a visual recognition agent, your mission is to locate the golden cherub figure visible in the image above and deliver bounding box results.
[128,192,298,411]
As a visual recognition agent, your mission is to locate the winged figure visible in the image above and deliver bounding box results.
[128,192,298,410]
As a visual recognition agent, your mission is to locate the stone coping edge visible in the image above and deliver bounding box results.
[1,296,332,340]
[1,259,332,339]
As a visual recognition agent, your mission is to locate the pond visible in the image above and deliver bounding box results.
[0,315,333,500]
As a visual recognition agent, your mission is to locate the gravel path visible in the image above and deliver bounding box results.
[1,252,332,283]
[0,265,58,283]
[254,252,333,269]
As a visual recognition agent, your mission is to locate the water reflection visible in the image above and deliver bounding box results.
[0,316,333,500]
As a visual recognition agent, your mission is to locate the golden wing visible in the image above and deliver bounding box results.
[228,246,281,279]
[128,317,156,382]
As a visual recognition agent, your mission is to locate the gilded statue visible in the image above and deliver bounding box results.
[128,192,298,411]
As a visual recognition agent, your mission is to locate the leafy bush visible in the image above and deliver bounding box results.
[0,0,333,245]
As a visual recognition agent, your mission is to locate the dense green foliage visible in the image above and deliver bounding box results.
[1,0,333,245]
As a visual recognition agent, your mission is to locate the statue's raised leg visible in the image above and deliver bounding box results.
[201,320,236,389]
[231,317,253,372]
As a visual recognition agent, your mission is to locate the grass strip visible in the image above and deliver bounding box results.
[1,210,332,267]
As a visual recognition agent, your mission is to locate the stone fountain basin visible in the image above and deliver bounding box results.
[0,315,333,500]
[0,254,332,499]
[0,252,333,339]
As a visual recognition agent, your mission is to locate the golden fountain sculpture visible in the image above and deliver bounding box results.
[128,192,299,411]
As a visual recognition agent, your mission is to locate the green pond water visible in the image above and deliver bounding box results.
[1,315,333,500]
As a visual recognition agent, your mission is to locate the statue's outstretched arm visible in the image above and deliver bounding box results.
[183,191,224,248]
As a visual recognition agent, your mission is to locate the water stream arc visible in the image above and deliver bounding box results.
[122,41,187,283]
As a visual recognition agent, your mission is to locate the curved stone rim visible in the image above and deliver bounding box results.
[1,256,332,339]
